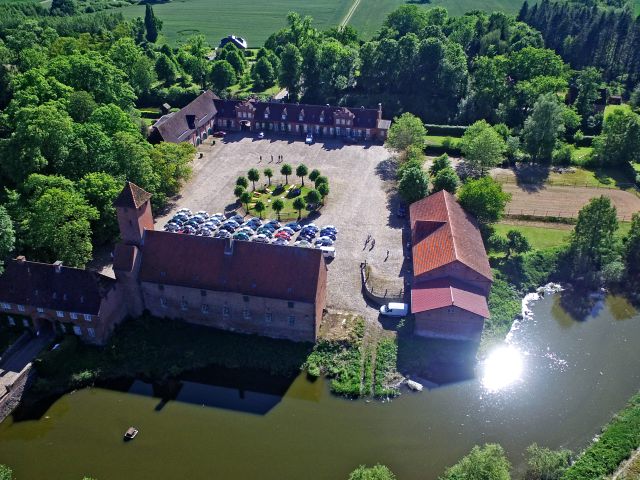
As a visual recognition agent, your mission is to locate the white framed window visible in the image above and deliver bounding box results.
[87,327,95,338]
[70,313,78,320]
[84,314,92,322]
[56,311,64,318]
[201,304,209,314]
[160,297,168,308]
[243,309,251,320]
[73,325,82,336]
[7,316,15,326]
[36,307,44,313]
[288,315,296,326]
[1,303,10,310]
[265,312,272,323]
[18,305,25,312]
[22,319,30,328]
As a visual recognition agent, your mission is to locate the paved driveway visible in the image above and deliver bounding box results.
[156,133,408,320]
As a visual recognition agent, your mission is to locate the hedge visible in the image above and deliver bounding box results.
[562,392,640,480]
[423,124,468,136]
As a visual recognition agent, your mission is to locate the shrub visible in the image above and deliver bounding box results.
[348,464,396,480]
[374,338,399,398]
[552,144,574,166]
[524,443,572,480]
[441,443,511,480]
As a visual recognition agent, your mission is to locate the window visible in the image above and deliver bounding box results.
[22,318,30,328]
[288,302,294,309]
[201,304,210,314]
[56,311,64,318]
[264,112,269,119]
[265,312,272,323]
[181,298,188,311]
[160,297,168,308]
[70,313,78,320]
[1,303,10,310]
[288,315,296,326]
[18,305,25,312]
[7,316,15,327]
[223,305,230,317]
[87,327,96,338]
[281,113,287,120]
[37,307,44,314]
[299,114,303,121]
[73,325,82,336]
[243,309,251,320]
[84,314,92,322]
[243,295,249,303]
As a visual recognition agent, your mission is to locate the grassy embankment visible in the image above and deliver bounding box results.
[562,392,640,480]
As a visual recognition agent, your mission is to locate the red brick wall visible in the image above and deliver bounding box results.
[116,202,154,247]
[414,306,485,342]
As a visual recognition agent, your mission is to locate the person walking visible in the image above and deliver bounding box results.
[385,249,389,261]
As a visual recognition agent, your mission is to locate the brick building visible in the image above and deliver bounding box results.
[409,190,493,342]
[0,182,328,344]
[149,90,392,146]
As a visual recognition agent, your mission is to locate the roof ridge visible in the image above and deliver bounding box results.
[442,191,460,261]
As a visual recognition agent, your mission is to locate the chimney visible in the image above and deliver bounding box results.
[16,255,26,263]
[53,261,63,273]
[377,103,382,120]
[224,238,234,256]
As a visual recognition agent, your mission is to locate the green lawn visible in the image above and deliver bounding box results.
[245,183,319,221]
[424,134,461,147]
[604,103,634,118]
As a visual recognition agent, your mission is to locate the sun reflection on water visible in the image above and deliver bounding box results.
[481,345,525,392]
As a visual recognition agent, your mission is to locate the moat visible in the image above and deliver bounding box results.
[0,293,639,480]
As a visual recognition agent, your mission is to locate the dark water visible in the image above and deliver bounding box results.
[0,293,639,480]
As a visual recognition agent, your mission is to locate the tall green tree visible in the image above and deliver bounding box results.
[254,200,265,219]
[624,213,640,278]
[77,173,121,245]
[144,5,162,43]
[252,56,276,90]
[296,164,308,186]
[505,230,531,259]
[281,164,292,184]
[386,112,426,153]
[279,44,303,98]
[263,168,273,186]
[209,60,236,91]
[0,206,16,274]
[431,167,460,194]
[458,177,511,225]
[50,0,76,16]
[574,67,601,119]
[522,93,565,163]
[592,108,640,166]
[440,444,511,480]
[272,198,285,220]
[247,168,260,190]
[240,191,252,211]
[293,197,306,219]
[460,120,506,177]
[398,165,429,203]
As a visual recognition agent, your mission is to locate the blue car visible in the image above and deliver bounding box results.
[285,222,302,232]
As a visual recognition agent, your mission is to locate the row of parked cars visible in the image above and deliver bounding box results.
[163,209,338,257]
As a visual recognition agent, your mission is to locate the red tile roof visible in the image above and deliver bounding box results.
[153,90,218,143]
[410,190,492,281]
[113,182,152,209]
[138,231,326,303]
[411,277,490,317]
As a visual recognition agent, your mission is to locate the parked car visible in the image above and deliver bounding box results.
[199,228,213,237]
[285,222,302,232]
[294,240,313,248]
[318,246,336,259]
[212,131,227,137]
[182,225,197,235]
[233,232,251,241]
[176,208,192,215]
[195,211,209,219]
[379,302,409,317]
[258,131,265,139]
[342,136,357,144]
[315,236,334,246]
[305,133,314,145]
[214,230,231,238]
[228,214,244,223]
[253,234,269,243]
[272,238,288,246]
[164,223,180,232]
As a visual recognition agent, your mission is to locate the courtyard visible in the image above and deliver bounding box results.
[155,133,407,320]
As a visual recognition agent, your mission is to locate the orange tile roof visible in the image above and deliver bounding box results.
[410,190,492,281]
[411,277,490,317]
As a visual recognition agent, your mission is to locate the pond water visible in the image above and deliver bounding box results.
[0,293,639,480]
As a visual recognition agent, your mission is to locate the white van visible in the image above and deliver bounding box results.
[379,302,408,317]
[319,246,335,259]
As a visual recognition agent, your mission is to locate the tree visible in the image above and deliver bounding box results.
[0,464,12,480]
[505,230,531,259]
[149,142,195,198]
[25,188,98,268]
[348,464,396,480]
[314,175,328,188]
[233,185,245,199]
[254,200,266,219]
[281,164,292,184]
[574,67,601,119]
[293,197,306,219]
[77,173,120,245]
[523,443,572,480]
[240,191,252,211]
[309,169,321,183]
[386,112,426,153]
[522,94,565,163]
[236,176,248,188]
[460,120,506,176]
[263,168,273,186]
[569,196,620,287]
[458,177,511,225]
[209,60,237,91]
[432,167,460,194]
[317,182,329,202]
[144,5,162,43]
[272,199,285,220]
[155,54,178,84]
[429,153,451,177]
[0,206,16,274]
[592,108,640,166]
[398,166,429,203]
[624,212,640,277]
[247,168,260,190]
[296,164,309,186]
[50,0,76,16]
[441,444,511,480]
[306,189,321,207]
[279,44,303,98]
[252,56,276,90]
[67,91,96,123]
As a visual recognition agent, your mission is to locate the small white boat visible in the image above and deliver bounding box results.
[124,427,139,441]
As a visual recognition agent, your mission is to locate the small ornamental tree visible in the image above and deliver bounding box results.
[306,189,321,207]
[296,164,309,186]
[293,197,306,219]
[272,199,285,220]
[247,168,260,190]
[429,153,451,176]
[458,177,511,225]
[233,185,245,198]
[431,167,460,194]
[281,164,292,184]
[240,191,252,211]
[263,168,273,186]
[314,175,328,188]
[441,444,511,480]
[254,200,266,218]
[236,176,248,188]
[386,112,426,153]
[317,182,329,202]
[505,230,531,258]
[398,166,429,203]
[309,169,321,183]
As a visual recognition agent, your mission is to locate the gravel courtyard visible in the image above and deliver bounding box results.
[156,133,408,320]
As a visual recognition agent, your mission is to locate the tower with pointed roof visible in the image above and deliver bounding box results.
[113,182,154,247]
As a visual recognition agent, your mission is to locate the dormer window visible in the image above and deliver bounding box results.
[282,113,287,120]
[319,113,324,123]
[298,110,304,122]
[264,107,270,119]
